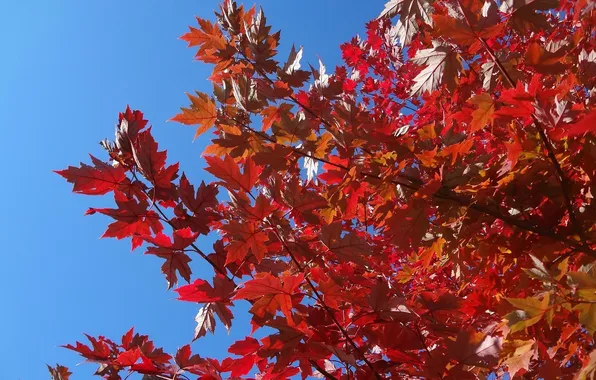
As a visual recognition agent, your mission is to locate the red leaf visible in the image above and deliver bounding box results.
[88,191,163,249]
[115,348,141,366]
[175,344,204,369]
[62,335,111,362]
[132,129,179,188]
[222,221,269,264]
[176,278,219,303]
[130,356,161,374]
[176,274,236,303]
[228,337,260,356]
[179,174,219,214]
[56,155,128,195]
[233,273,304,322]
[318,278,343,310]
[229,354,256,377]
[567,109,596,137]
[121,328,135,350]
[204,155,260,193]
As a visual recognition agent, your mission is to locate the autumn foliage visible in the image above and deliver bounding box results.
[52,0,596,379]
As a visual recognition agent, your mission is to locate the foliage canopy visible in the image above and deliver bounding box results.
[53,0,596,378]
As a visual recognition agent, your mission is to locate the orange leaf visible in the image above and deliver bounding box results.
[170,92,217,139]
[469,93,495,132]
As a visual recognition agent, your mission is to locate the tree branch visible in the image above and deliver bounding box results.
[130,171,232,280]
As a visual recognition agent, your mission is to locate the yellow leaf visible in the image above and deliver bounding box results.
[507,293,550,317]
[506,312,543,333]
[319,207,337,225]
[574,303,596,334]
[502,340,535,377]
[417,123,436,140]
[554,257,569,281]
[568,271,596,289]
[578,289,596,301]
[505,293,551,332]
[396,265,414,283]
[576,349,596,380]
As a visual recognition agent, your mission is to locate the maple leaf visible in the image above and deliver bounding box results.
[62,335,113,362]
[227,337,260,376]
[132,129,179,189]
[525,41,569,74]
[222,220,269,264]
[279,45,311,87]
[379,0,433,46]
[194,303,217,340]
[176,274,235,304]
[259,317,307,372]
[441,138,473,165]
[566,109,596,137]
[175,345,205,371]
[468,93,495,132]
[115,348,142,366]
[321,223,370,265]
[260,103,293,132]
[130,356,162,374]
[233,273,304,322]
[481,51,521,91]
[505,293,551,333]
[495,81,535,118]
[500,0,558,32]
[433,0,502,53]
[179,175,219,212]
[192,299,234,341]
[204,155,260,193]
[56,155,128,195]
[170,92,218,139]
[378,0,432,25]
[181,18,225,49]
[318,278,344,309]
[181,17,227,65]
[388,199,429,249]
[48,364,72,380]
[228,337,260,356]
[501,340,536,377]
[143,228,198,289]
[410,42,462,95]
[87,191,163,249]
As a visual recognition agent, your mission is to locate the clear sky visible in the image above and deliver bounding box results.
[0,0,383,378]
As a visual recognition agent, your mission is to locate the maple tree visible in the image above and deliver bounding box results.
[52,0,596,378]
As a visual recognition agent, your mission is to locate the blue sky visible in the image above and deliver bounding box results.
[0,0,383,378]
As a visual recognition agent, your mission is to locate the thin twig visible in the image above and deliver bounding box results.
[310,359,339,380]
[130,171,231,280]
